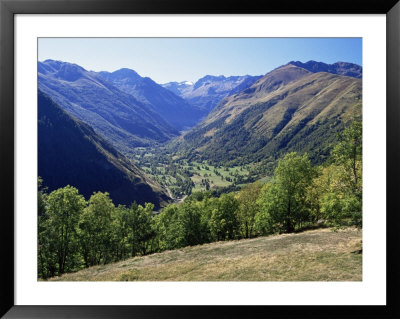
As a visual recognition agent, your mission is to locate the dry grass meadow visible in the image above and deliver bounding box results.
[48,227,362,282]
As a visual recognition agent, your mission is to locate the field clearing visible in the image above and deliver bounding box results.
[186,162,250,190]
[139,159,253,192]
[191,173,231,188]
[49,228,362,282]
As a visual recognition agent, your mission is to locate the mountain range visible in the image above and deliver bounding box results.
[38,60,179,154]
[287,60,362,78]
[98,69,207,131]
[162,74,263,112]
[171,62,362,165]
[38,90,170,208]
[38,59,362,206]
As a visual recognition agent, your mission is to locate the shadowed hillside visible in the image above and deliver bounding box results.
[38,90,171,209]
[38,60,178,154]
[99,68,207,131]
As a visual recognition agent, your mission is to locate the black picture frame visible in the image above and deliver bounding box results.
[1,0,399,318]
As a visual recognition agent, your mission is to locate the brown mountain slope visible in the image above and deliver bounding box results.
[172,64,362,165]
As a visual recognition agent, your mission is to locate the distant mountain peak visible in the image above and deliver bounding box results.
[54,63,87,82]
[98,68,142,86]
[96,67,207,131]
[39,60,95,82]
[109,68,141,78]
[162,74,263,112]
[194,75,226,89]
[41,59,84,70]
[43,59,63,65]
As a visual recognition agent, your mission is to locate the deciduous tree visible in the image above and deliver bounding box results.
[45,185,86,274]
[236,182,262,238]
[257,152,315,233]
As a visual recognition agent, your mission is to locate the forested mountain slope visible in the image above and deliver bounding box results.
[171,63,362,165]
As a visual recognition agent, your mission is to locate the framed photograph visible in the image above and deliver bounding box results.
[1,0,399,317]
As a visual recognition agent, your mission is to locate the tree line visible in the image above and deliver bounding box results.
[38,119,362,279]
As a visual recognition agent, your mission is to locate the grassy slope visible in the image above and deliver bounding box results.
[49,228,362,282]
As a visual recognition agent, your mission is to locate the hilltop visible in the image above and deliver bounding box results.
[48,227,362,281]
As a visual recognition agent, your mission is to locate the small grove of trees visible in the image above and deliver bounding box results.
[38,119,362,279]
[320,120,362,226]
[38,189,156,279]
[254,120,362,233]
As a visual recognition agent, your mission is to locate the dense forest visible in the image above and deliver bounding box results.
[38,119,361,279]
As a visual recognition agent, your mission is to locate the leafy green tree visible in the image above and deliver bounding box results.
[209,193,239,241]
[332,120,362,190]
[304,166,328,223]
[255,182,284,235]
[111,205,131,261]
[44,185,86,275]
[197,194,217,243]
[124,202,154,257]
[327,120,362,226]
[38,177,47,217]
[37,177,56,279]
[153,200,206,251]
[312,120,363,227]
[236,182,262,238]
[177,201,204,246]
[257,152,315,233]
[153,205,181,251]
[78,192,115,266]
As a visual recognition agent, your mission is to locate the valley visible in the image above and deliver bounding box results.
[133,151,252,196]
[127,142,278,199]
[118,60,362,199]
[37,55,363,281]
[171,63,362,166]
[38,59,287,203]
[38,59,362,203]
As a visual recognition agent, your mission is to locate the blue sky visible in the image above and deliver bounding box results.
[38,38,362,84]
